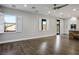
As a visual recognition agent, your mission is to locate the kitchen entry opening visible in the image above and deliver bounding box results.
[57,20,60,35]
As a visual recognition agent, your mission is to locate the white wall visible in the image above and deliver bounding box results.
[0,8,56,43]
[77,18,79,30]
[60,19,64,34]
[64,19,68,34]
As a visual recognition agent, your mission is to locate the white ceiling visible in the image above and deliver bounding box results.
[1,4,79,19]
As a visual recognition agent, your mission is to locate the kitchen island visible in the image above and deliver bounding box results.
[69,30,79,40]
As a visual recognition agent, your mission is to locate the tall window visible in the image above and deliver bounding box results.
[4,15,16,32]
[41,19,47,31]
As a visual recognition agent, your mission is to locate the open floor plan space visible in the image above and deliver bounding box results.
[0,4,79,55]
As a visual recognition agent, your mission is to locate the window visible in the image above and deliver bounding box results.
[71,24,76,30]
[41,19,47,31]
[4,15,16,32]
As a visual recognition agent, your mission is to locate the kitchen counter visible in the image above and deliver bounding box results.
[69,30,79,39]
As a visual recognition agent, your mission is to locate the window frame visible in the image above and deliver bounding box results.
[4,14,17,33]
[41,19,48,31]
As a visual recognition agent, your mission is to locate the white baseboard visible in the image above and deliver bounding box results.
[0,34,55,44]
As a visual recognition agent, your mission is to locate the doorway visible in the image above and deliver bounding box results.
[57,20,60,35]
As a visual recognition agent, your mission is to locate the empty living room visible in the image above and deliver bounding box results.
[0,4,79,55]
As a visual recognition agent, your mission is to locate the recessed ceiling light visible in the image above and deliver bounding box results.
[48,11,51,14]
[67,14,71,17]
[24,4,27,7]
[71,17,77,21]
[60,12,63,15]
[54,10,56,13]
[73,8,77,11]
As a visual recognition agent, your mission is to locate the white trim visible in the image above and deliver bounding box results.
[0,34,56,44]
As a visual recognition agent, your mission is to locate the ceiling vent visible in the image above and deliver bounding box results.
[32,6,36,9]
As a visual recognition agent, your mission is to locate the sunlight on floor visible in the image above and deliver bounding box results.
[54,35,61,53]
[38,42,48,54]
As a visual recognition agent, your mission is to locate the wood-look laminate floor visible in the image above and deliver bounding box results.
[0,35,79,55]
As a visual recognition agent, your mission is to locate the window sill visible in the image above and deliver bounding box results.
[1,32,21,34]
[4,32,17,33]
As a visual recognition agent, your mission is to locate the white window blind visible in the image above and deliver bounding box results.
[0,13,4,33]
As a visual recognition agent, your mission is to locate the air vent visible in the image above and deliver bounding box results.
[32,6,36,9]
[11,5,16,8]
